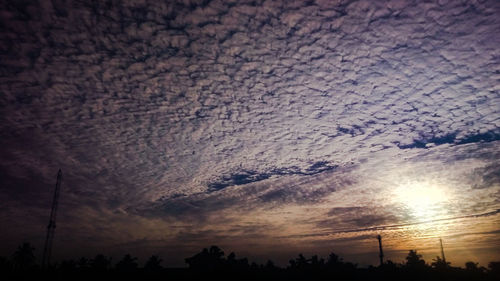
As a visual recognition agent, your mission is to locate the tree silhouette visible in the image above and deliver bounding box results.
[465,261,487,275]
[185,245,225,271]
[208,245,224,259]
[0,256,11,274]
[77,257,90,271]
[488,261,500,278]
[289,253,308,269]
[310,255,325,268]
[465,261,479,271]
[431,256,450,270]
[90,254,111,272]
[115,254,138,272]
[144,255,163,272]
[264,260,276,270]
[59,259,77,273]
[326,252,342,265]
[226,252,249,271]
[3,241,500,281]
[11,242,36,271]
[405,250,426,268]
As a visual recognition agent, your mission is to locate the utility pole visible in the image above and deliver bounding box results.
[42,169,62,268]
[440,238,446,263]
[377,235,384,266]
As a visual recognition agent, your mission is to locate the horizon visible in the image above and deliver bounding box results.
[3,239,499,269]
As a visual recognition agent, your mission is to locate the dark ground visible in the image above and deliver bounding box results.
[2,243,500,281]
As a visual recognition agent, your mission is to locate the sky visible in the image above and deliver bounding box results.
[0,0,499,268]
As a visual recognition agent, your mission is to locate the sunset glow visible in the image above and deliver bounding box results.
[393,181,450,220]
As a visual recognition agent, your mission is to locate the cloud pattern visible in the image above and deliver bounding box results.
[0,0,499,266]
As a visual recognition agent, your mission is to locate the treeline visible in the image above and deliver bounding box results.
[1,243,500,280]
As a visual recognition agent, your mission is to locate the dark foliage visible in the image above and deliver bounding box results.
[144,255,163,272]
[11,242,37,272]
[115,254,138,272]
[1,242,499,281]
[90,254,112,272]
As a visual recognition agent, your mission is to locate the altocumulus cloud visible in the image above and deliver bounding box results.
[0,0,499,265]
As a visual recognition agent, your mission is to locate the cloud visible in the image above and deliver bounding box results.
[397,129,500,149]
[0,0,499,265]
[294,208,500,239]
[207,161,338,191]
[468,164,500,189]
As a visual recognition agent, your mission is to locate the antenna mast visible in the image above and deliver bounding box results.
[377,235,384,266]
[440,238,446,263]
[42,169,62,268]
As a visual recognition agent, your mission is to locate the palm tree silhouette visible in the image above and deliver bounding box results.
[11,243,36,271]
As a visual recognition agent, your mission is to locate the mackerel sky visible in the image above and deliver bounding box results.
[1,0,499,266]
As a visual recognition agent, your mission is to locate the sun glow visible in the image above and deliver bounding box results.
[393,181,449,220]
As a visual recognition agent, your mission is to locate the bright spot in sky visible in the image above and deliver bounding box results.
[393,181,449,220]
